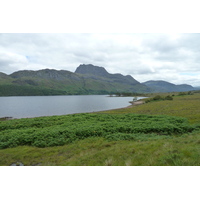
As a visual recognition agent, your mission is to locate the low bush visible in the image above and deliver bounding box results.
[153,95,163,101]
[165,95,173,100]
[0,113,197,149]
[145,95,173,103]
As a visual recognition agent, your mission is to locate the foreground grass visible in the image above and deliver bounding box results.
[0,93,200,166]
[0,134,200,166]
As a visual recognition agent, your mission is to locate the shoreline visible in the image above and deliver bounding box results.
[97,100,145,113]
[127,100,145,108]
[0,117,13,121]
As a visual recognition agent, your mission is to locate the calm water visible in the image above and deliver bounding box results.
[0,95,145,119]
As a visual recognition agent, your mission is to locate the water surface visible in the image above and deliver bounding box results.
[0,95,144,119]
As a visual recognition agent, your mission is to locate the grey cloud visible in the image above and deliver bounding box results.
[0,33,200,86]
[142,34,179,52]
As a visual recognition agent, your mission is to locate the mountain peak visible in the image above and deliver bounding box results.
[75,64,109,77]
[75,63,142,87]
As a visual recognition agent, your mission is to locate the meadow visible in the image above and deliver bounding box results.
[0,92,200,166]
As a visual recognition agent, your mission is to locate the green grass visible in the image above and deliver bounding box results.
[0,93,200,166]
[101,93,200,124]
[0,134,200,166]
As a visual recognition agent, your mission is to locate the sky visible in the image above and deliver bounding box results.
[0,33,200,86]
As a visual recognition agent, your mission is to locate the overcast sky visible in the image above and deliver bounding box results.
[0,33,200,86]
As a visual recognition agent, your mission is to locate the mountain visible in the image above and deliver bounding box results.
[143,80,195,92]
[0,72,8,78]
[0,64,194,96]
[74,64,151,94]
[194,86,200,90]
[10,69,81,81]
[0,65,151,96]
[75,64,140,85]
[75,64,109,77]
[75,64,149,92]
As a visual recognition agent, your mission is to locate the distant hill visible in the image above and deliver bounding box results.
[0,72,9,78]
[143,80,195,92]
[0,64,151,96]
[194,86,200,90]
[0,64,195,96]
[75,64,150,93]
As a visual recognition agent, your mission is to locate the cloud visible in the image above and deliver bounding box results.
[0,33,200,86]
[0,47,29,73]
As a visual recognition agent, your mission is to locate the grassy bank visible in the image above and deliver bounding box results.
[102,93,200,124]
[0,93,200,166]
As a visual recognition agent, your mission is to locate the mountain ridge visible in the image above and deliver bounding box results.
[75,64,141,86]
[143,80,194,92]
[0,64,195,96]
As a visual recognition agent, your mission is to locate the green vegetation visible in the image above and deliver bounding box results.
[143,92,194,103]
[0,93,200,166]
[1,135,200,166]
[0,85,67,96]
[0,113,196,149]
[0,67,150,96]
[144,95,173,103]
[102,93,200,124]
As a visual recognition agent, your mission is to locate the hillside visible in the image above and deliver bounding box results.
[75,64,150,93]
[75,64,140,85]
[0,64,195,96]
[143,80,194,93]
[0,69,85,96]
[0,64,151,96]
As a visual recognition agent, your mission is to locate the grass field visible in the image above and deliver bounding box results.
[102,93,200,124]
[0,93,200,166]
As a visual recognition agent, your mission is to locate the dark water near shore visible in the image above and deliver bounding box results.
[0,95,145,119]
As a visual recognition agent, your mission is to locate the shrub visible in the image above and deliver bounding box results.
[178,92,187,96]
[153,95,163,101]
[145,95,173,103]
[165,95,173,100]
[0,113,197,149]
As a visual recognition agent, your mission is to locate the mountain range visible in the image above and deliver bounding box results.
[0,64,195,96]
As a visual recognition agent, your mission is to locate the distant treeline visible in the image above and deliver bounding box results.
[0,85,66,96]
[0,85,119,96]
[111,92,145,97]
